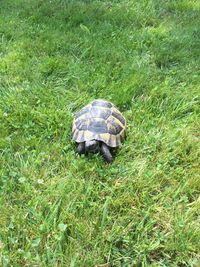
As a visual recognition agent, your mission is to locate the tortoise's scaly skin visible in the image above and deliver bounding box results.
[72,99,126,147]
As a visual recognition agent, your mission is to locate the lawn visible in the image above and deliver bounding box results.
[0,0,200,266]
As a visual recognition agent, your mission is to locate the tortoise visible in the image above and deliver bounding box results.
[72,99,126,162]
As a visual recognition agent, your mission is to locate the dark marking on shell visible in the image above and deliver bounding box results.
[107,117,119,128]
[88,120,108,134]
[92,100,112,108]
[91,107,111,120]
[112,111,126,125]
[75,119,88,131]
[107,125,116,135]
[77,111,91,120]
[75,106,90,119]
[108,123,123,135]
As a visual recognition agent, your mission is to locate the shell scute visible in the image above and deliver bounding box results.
[88,119,108,134]
[92,99,112,108]
[91,107,111,120]
[111,108,126,125]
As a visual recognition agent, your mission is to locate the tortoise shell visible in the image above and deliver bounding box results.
[72,99,126,147]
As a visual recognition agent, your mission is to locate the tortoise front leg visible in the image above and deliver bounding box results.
[77,142,85,154]
[101,143,113,163]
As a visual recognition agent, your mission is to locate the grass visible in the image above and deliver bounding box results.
[0,0,200,266]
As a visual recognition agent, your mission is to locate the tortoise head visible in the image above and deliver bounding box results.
[85,140,100,153]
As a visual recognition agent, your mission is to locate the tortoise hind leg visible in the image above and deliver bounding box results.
[101,143,113,163]
[77,142,85,154]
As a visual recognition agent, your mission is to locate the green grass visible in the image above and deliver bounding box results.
[0,0,200,266]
